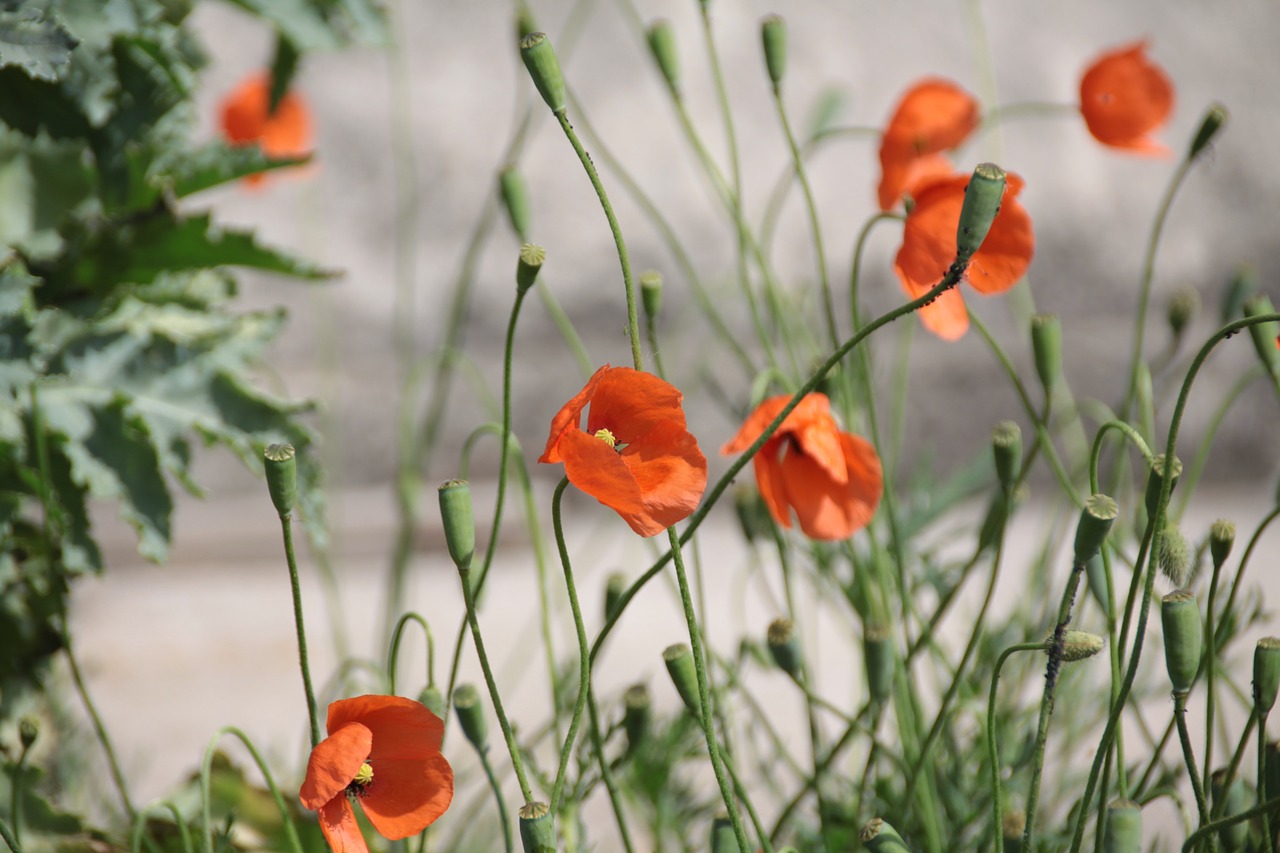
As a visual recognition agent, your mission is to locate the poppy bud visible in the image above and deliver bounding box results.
[662,643,702,717]
[1209,769,1249,851]
[1144,453,1182,519]
[1243,294,1280,374]
[733,485,772,543]
[1030,314,1062,395]
[438,480,475,570]
[418,685,445,719]
[1157,523,1191,588]
[863,623,894,706]
[1166,287,1199,339]
[760,15,787,87]
[710,814,736,853]
[1220,265,1255,323]
[517,243,545,294]
[1102,800,1142,853]
[954,162,1007,264]
[604,572,627,622]
[498,166,531,239]
[859,817,911,852]
[452,683,487,751]
[1188,103,1228,160]
[519,801,557,853]
[1084,553,1111,616]
[622,683,650,752]
[1254,637,1280,715]
[1161,589,1202,695]
[1209,519,1235,570]
[519,32,566,115]
[1001,810,1025,853]
[18,715,38,750]
[263,443,297,517]
[1047,630,1105,663]
[639,269,663,320]
[646,20,680,95]
[1073,494,1119,564]
[766,617,803,679]
[977,485,1024,554]
[991,421,1021,493]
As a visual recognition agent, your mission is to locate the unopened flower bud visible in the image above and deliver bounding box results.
[499,166,532,239]
[1084,553,1112,616]
[646,20,680,95]
[517,243,545,294]
[1220,265,1255,323]
[263,443,297,517]
[710,815,736,853]
[18,716,38,750]
[863,623,894,706]
[1209,519,1235,570]
[1243,294,1280,375]
[639,269,663,320]
[991,421,1021,493]
[622,684,650,752]
[1188,103,1228,160]
[519,801,557,853]
[733,485,772,543]
[1255,637,1280,715]
[1209,769,1249,851]
[1167,287,1199,338]
[453,684,488,751]
[859,817,910,852]
[1001,811,1026,853]
[1157,523,1191,588]
[1030,314,1062,396]
[1073,494,1119,564]
[954,162,1007,264]
[766,618,802,679]
[604,572,627,622]
[1102,800,1142,853]
[663,643,702,717]
[1048,630,1105,662]
[438,480,475,570]
[1144,453,1182,519]
[519,32,566,114]
[1161,589,1202,695]
[760,15,787,87]
[417,685,445,719]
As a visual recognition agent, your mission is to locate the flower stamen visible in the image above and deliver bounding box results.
[347,761,375,798]
[594,428,617,449]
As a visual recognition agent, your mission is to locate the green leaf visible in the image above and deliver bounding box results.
[0,130,95,259]
[0,66,92,139]
[160,142,310,198]
[0,8,79,82]
[268,33,300,113]
[221,0,341,51]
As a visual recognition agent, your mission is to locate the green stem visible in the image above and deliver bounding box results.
[1183,797,1280,853]
[987,642,1047,848]
[1173,692,1213,849]
[0,819,21,853]
[387,612,434,696]
[478,748,514,853]
[1262,709,1276,853]
[587,691,636,853]
[9,745,26,849]
[200,727,304,853]
[276,512,321,748]
[549,479,592,815]
[65,638,135,820]
[131,803,193,853]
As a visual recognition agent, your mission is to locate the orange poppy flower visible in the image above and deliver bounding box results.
[539,365,707,537]
[218,72,312,185]
[877,78,980,211]
[1079,41,1174,155]
[720,393,882,541]
[893,171,1035,340]
[300,695,453,853]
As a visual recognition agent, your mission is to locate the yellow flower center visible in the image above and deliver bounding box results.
[347,761,374,796]
[594,428,617,449]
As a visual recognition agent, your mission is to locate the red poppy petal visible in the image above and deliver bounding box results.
[540,365,610,464]
[317,796,369,853]
[720,394,833,455]
[1080,41,1174,154]
[917,288,971,341]
[967,197,1034,295]
[301,723,372,809]
[752,449,793,531]
[326,696,444,761]
[877,79,979,210]
[559,428,646,522]
[360,753,454,840]
[779,432,882,540]
[259,91,311,158]
[794,415,847,486]
[620,419,707,534]
[220,75,268,144]
[586,367,687,443]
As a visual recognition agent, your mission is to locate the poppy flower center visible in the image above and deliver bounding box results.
[347,761,374,797]
[594,428,618,449]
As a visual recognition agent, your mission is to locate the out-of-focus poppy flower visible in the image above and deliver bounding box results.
[721,393,882,541]
[300,695,453,853]
[539,365,707,537]
[1079,41,1174,155]
[219,72,312,185]
[877,78,980,211]
[893,171,1035,340]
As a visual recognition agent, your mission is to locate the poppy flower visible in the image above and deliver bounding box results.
[300,695,453,853]
[893,171,1035,341]
[218,72,312,185]
[539,365,707,537]
[877,78,980,211]
[1079,41,1174,155]
[720,393,882,541]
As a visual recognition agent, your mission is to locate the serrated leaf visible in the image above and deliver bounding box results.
[0,256,39,319]
[160,142,310,198]
[0,65,92,139]
[0,8,79,82]
[0,130,95,259]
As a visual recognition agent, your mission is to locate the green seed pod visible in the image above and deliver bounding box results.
[452,683,488,751]
[417,684,445,719]
[1243,294,1280,374]
[663,643,702,717]
[622,683,650,752]
[1144,454,1183,519]
[1188,103,1228,160]
[991,421,1021,493]
[1000,810,1025,853]
[519,32,566,114]
[1209,769,1249,852]
[1220,265,1255,323]
[954,162,1007,264]
[263,443,297,517]
[1073,494,1119,564]
[604,572,627,623]
[518,801,557,853]
[1157,523,1191,588]
[760,15,787,87]
[1030,313,1062,396]
[1161,590,1203,695]
[639,269,663,320]
[1254,637,1280,715]
[766,617,803,679]
[18,715,38,750]
[498,166,531,239]
[859,818,911,852]
[863,623,894,706]
[517,243,545,294]
[1085,553,1111,616]
[646,20,680,95]
[1048,630,1106,663]
[1102,800,1142,853]
[438,480,475,570]
[1167,287,1199,339]
[1209,519,1236,570]
[709,815,736,853]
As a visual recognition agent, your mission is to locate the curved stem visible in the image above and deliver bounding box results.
[199,727,304,853]
[276,512,321,748]
[387,612,434,696]
[549,479,593,815]
[478,748,514,853]
[65,637,136,820]
[987,642,1046,846]
[1173,692,1213,847]
[131,803,193,853]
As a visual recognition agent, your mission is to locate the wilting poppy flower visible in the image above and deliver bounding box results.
[1079,41,1174,155]
[721,393,882,541]
[218,72,312,185]
[877,78,980,211]
[893,171,1035,340]
[300,695,453,853]
[539,365,707,537]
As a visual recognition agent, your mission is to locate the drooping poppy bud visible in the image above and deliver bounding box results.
[622,683,651,752]
[438,480,475,570]
[517,243,545,294]
[18,715,38,750]
[863,623,894,706]
[1144,453,1182,518]
[1254,637,1280,716]
[766,618,803,679]
[663,643,702,717]
[991,421,1021,493]
[1073,494,1119,564]
[1030,314,1062,395]
[499,166,532,239]
[1209,519,1235,570]
[1084,553,1111,616]
[733,485,773,543]
[604,572,627,623]
[760,15,787,87]
[519,32,566,114]
[1243,294,1280,375]
[1157,523,1191,588]
[1209,769,1249,851]
[1048,630,1106,663]
[1161,589,1202,695]
[647,20,680,95]
[519,801,557,853]
[452,683,488,751]
[1188,103,1229,161]
[954,162,1008,264]
[859,817,911,852]
[1102,800,1142,853]
[1001,811,1026,853]
[1166,287,1199,339]
[640,269,663,321]
[1220,265,1255,323]
[263,443,297,517]
[418,684,445,719]
[710,815,736,853]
